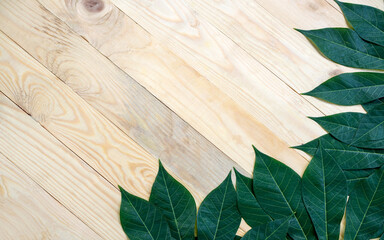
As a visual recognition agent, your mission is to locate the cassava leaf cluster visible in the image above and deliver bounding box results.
[118,1,383,239]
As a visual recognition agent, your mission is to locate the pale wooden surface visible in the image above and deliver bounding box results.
[0,0,382,239]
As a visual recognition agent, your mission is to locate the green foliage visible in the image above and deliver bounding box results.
[118,1,384,240]
[197,173,241,240]
[119,186,172,240]
[252,147,316,240]
[303,72,384,106]
[302,144,347,240]
[293,134,384,169]
[345,166,384,240]
[234,169,271,228]
[149,161,196,240]
[336,0,384,46]
[296,28,384,70]
[241,216,291,240]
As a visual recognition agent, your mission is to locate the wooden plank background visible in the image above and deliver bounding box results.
[0,0,382,239]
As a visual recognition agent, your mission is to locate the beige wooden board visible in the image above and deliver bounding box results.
[0,153,102,240]
[0,0,380,238]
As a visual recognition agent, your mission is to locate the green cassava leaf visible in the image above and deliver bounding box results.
[345,165,384,240]
[119,186,172,240]
[362,98,384,112]
[302,144,347,240]
[344,168,377,193]
[353,104,384,149]
[234,168,272,228]
[197,172,241,240]
[149,161,196,240]
[241,216,291,240]
[252,146,316,240]
[303,72,384,105]
[336,0,384,46]
[296,28,384,70]
[311,109,384,149]
[293,134,384,169]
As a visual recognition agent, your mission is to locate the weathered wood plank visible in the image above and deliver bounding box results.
[108,0,327,162]
[183,0,363,115]
[39,0,310,174]
[0,153,102,240]
[0,93,126,239]
[0,0,247,192]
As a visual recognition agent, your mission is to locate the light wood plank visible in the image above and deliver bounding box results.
[108,0,328,163]
[39,0,310,174]
[0,0,246,192]
[184,0,364,115]
[0,30,250,235]
[0,31,156,199]
[0,153,102,240]
[0,93,126,239]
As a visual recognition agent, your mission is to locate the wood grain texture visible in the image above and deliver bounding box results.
[0,31,158,199]
[0,153,102,240]
[184,0,364,115]
[109,0,330,161]
[39,0,310,174]
[0,0,245,194]
[0,92,126,239]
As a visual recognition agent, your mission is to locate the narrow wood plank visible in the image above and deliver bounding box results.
[39,0,310,174]
[0,0,247,192]
[0,93,126,239]
[184,0,364,115]
[0,153,102,240]
[107,0,328,159]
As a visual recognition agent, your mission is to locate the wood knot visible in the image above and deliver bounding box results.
[83,0,104,12]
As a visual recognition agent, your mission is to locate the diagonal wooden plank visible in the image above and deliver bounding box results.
[0,0,248,191]
[183,0,364,115]
[38,0,310,174]
[0,34,249,235]
[105,0,327,159]
[0,153,103,240]
[0,93,126,239]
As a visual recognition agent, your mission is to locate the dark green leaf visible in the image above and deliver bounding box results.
[197,172,241,240]
[252,146,316,240]
[344,168,377,193]
[149,161,196,240]
[234,169,272,227]
[303,72,384,105]
[336,0,384,46]
[296,28,384,70]
[362,98,384,112]
[310,112,365,146]
[302,144,347,240]
[119,186,172,240]
[293,134,384,169]
[241,216,291,240]
[345,165,384,240]
[234,236,241,240]
[353,104,384,149]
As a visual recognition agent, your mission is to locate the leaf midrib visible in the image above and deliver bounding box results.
[161,169,182,240]
[121,190,156,240]
[305,32,384,62]
[213,179,229,240]
[259,154,309,240]
[352,170,383,240]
